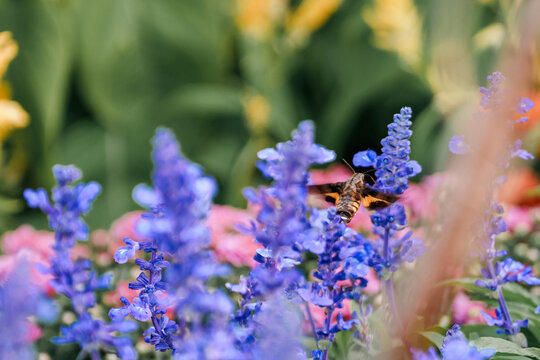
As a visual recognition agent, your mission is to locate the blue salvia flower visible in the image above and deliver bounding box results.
[449,72,537,335]
[112,128,240,358]
[353,107,421,195]
[231,121,334,295]
[298,208,373,359]
[244,120,335,267]
[353,108,424,278]
[228,121,334,357]
[412,324,495,360]
[24,165,137,360]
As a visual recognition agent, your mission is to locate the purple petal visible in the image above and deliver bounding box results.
[353,150,377,167]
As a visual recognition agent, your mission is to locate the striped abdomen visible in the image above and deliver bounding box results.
[336,192,360,223]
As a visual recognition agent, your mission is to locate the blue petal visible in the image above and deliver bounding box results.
[353,150,377,167]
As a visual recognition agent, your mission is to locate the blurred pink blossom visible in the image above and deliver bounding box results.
[26,322,43,342]
[0,226,55,294]
[505,206,534,233]
[208,205,260,267]
[309,164,352,184]
[110,211,145,242]
[92,211,144,258]
[452,292,495,324]
[363,269,381,294]
[306,299,352,329]
[400,173,445,222]
[0,250,54,295]
[2,225,54,258]
[104,280,138,307]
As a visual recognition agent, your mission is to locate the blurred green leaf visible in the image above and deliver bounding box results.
[470,337,540,359]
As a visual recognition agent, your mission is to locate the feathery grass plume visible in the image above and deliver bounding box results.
[449,72,538,336]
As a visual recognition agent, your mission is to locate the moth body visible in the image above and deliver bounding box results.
[309,171,398,224]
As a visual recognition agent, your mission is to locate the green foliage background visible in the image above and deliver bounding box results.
[0,0,516,230]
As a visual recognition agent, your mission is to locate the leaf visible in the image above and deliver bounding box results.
[502,283,540,308]
[470,337,540,359]
[439,278,491,293]
[419,331,445,348]
[491,355,536,360]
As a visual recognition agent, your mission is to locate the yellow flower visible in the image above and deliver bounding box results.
[235,0,287,40]
[0,31,18,80]
[286,0,342,45]
[0,100,29,142]
[244,94,270,135]
[0,31,29,142]
[363,0,422,68]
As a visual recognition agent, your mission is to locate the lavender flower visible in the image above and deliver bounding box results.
[244,120,335,265]
[449,72,536,335]
[298,208,373,359]
[228,121,334,358]
[353,107,421,195]
[24,165,137,360]
[352,107,424,332]
[412,324,495,360]
[353,108,424,276]
[232,121,335,295]
[112,128,240,358]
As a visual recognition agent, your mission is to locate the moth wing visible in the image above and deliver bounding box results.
[360,187,399,210]
[308,182,345,205]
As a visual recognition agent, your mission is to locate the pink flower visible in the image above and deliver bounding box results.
[207,205,261,267]
[452,292,495,324]
[363,269,381,295]
[306,299,353,329]
[309,164,352,184]
[0,251,54,295]
[505,206,534,233]
[26,322,43,342]
[400,173,445,222]
[110,211,145,242]
[104,281,138,307]
[2,225,54,258]
[0,226,56,294]
[94,211,144,257]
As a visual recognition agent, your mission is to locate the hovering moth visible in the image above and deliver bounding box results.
[308,165,398,223]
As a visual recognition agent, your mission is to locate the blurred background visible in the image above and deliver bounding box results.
[0,0,539,232]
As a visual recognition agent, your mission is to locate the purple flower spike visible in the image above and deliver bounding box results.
[113,128,241,357]
[24,165,136,359]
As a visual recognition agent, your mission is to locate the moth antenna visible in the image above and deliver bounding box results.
[363,167,377,174]
[341,158,356,173]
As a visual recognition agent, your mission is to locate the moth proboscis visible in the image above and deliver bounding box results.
[308,162,398,223]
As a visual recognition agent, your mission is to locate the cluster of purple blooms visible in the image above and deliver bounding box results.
[111,128,240,358]
[352,107,425,329]
[24,165,137,360]
[303,209,374,360]
[450,72,540,336]
[229,121,339,359]
[18,74,540,359]
[353,107,424,277]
